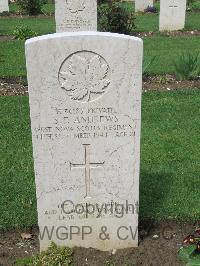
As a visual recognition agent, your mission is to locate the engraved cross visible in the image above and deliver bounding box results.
[169,1,178,8]
[169,1,178,16]
[70,144,104,199]
[169,5,178,8]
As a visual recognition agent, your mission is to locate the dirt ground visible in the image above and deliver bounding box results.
[0,77,199,97]
[1,30,200,43]
[0,220,198,266]
[0,78,28,96]
[136,30,200,38]
[143,75,200,91]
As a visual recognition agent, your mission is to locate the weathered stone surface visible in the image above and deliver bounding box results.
[159,0,186,31]
[26,32,143,251]
[135,0,153,12]
[0,0,9,13]
[55,0,97,32]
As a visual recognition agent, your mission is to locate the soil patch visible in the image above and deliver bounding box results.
[136,30,200,38]
[0,14,54,18]
[1,30,200,41]
[0,78,27,96]
[0,77,199,96]
[0,220,197,266]
[143,75,200,91]
[0,35,14,41]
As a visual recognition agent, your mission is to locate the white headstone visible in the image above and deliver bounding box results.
[135,0,154,12]
[26,32,143,251]
[0,0,9,13]
[159,0,187,31]
[55,0,97,32]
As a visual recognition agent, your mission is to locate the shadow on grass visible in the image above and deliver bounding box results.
[139,170,174,219]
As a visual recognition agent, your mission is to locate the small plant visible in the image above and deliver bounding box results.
[97,0,108,4]
[178,226,200,265]
[145,6,157,13]
[98,0,136,34]
[0,11,10,16]
[143,56,156,77]
[187,0,195,7]
[157,75,169,84]
[13,26,38,40]
[17,0,44,15]
[174,52,200,80]
[105,260,116,266]
[16,242,73,266]
[190,1,200,11]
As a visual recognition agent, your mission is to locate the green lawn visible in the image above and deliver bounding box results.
[191,0,200,10]
[0,13,199,36]
[8,3,56,14]
[144,36,200,74]
[135,13,200,32]
[0,36,199,78]
[0,40,26,77]
[0,10,200,36]
[0,2,200,79]
[0,89,200,229]
[140,89,200,220]
[0,96,36,229]
[0,17,55,36]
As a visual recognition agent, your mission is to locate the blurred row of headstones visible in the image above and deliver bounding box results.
[0,0,186,31]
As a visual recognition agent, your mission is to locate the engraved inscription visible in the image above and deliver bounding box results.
[60,19,92,30]
[70,144,104,198]
[66,0,86,13]
[58,51,110,103]
[33,106,137,141]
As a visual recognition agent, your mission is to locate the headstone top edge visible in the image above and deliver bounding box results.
[25,31,143,46]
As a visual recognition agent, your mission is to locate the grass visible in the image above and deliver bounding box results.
[185,13,200,30]
[0,11,200,36]
[191,1,200,10]
[0,40,26,77]
[1,13,200,35]
[8,3,20,14]
[0,2,199,79]
[140,89,200,220]
[135,13,200,32]
[0,96,36,229]
[144,36,200,74]
[8,3,56,14]
[16,243,73,266]
[0,17,55,36]
[0,89,200,229]
[0,36,199,78]
[1,13,199,37]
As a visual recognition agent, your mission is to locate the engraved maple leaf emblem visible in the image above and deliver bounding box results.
[59,54,110,102]
[66,0,86,13]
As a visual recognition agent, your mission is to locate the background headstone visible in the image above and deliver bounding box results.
[26,32,143,251]
[135,0,154,12]
[55,0,97,32]
[0,0,9,13]
[159,0,187,31]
